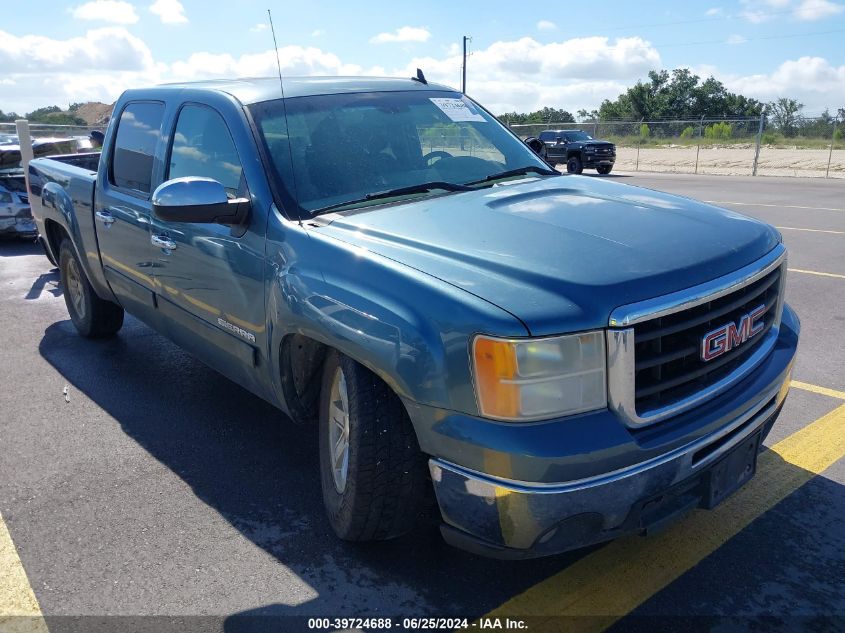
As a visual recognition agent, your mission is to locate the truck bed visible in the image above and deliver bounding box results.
[27,153,108,299]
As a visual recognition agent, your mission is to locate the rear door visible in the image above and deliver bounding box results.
[94,101,165,323]
[149,101,267,391]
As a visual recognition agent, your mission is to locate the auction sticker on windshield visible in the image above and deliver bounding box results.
[429,98,486,122]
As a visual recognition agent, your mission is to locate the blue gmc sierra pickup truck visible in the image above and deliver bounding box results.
[28,76,799,558]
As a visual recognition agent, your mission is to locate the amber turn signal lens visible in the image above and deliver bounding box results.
[473,337,520,419]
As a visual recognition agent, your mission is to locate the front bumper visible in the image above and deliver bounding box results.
[427,305,799,559]
[583,154,615,168]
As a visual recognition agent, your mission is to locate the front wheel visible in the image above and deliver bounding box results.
[596,165,613,175]
[59,239,124,338]
[319,350,428,541]
[566,155,583,174]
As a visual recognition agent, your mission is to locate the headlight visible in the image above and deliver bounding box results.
[471,332,607,421]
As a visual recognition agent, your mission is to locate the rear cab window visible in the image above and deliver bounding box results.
[109,102,165,195]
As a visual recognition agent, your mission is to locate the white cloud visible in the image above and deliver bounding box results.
[149,0,187,24]
[10,26,840,121]
[312,29,325,37]
[369,26,430,44]
[0,27,154,73]
[718,56,845,112]
[391,36,660,114]
[536,20,557,31]
[71,0,139,24]
[705,7,723,15]
[250,23,269,33]
[739,0,790,22]
[794,0,844,19]
[167,46,372,82]
[727,34,748,44]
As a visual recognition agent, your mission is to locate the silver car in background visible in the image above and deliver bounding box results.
[0,175,36,237]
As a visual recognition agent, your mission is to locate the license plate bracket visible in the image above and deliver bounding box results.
[702,430,762,509]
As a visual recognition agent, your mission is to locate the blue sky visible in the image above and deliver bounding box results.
[1,0,844,116]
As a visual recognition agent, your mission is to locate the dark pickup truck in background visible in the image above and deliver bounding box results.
[539,129,616,174]
[28,76,798,558]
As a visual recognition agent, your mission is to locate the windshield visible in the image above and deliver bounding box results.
[249,90,551,216]
[565,131,593,142]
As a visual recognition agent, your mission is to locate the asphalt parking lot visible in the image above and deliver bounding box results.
[1,172,844,633]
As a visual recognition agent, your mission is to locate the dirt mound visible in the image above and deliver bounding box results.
[71,102,114,126]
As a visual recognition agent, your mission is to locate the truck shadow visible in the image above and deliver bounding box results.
[37,317,845,622]
[37,317,576,617]
[26,269,61,299]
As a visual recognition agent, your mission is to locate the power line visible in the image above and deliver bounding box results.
[651,27,845,49]
[584,7,827,34]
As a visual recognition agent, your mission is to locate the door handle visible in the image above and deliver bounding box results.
[95,210,115,227]
[151,234,177,251]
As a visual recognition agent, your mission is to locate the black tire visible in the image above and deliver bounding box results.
[319,350,428,541]
[59,239,124,338]
[597,165,613,175]
[566,155,584,174]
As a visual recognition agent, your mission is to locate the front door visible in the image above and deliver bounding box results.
[149,102,266,392]
[95,101,165,323]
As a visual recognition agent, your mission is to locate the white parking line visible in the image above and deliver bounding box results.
[776,226,845,235]
[705,201,844,212]
[788,268,845,280]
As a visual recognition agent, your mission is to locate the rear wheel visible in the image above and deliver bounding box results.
[597,165,613,175]
[59,239,124,338]
[319,350,428,541]
[566,155,584,174]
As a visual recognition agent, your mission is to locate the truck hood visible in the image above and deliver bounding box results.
[313,176,781,335]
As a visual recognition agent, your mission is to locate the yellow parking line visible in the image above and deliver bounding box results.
[788,267,845,280]
[776,226,845,235]
[791,380,845,400]
[0,512,48,631]
[483,401,845,632]
[705,200,844,212]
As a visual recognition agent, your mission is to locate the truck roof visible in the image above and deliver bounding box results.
[151,76,454,104]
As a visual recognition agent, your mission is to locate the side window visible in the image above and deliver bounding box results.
[168,105,243,196]
[0,191,12,203]
[110,102,165,194]
[539,132,551,142]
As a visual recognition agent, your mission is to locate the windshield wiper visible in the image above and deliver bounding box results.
[464,165,559,186]
[311,181,471,216]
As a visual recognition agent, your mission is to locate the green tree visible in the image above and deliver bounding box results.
[767,98,804,137]
[21,105,86,126]
[704,122,733,140]
[498,107,575,125]
[598,68,762,121]
[577,108,600,122]
[680,126,695,139]
[0,110,21,123]
[639,123,650,139]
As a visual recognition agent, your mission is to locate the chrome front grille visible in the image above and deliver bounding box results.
[633,266,781,411]
[606,245,787,427]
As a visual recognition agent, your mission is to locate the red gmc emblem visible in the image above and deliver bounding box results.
[701,305,767,362]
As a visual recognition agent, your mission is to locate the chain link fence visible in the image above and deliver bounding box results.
[4,117,843,179]
[508,115,844,179]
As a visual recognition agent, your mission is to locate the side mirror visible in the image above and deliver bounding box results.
[524,137,544,155]
[152,177,249,224]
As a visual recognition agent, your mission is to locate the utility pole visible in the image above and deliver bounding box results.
[462,36,471,93]
[752,105,766,176]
